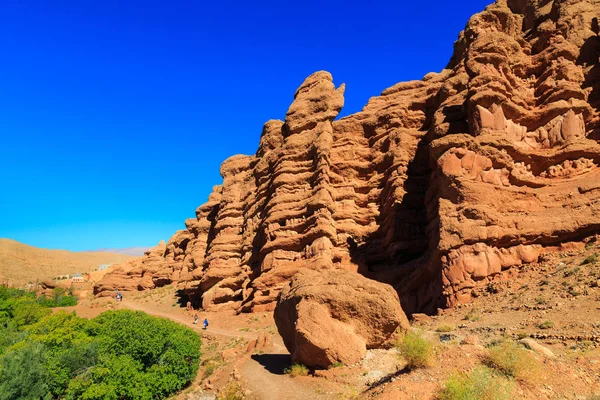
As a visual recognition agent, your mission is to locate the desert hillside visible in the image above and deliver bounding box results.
[0,238,136,286]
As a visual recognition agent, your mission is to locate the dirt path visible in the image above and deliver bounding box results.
[121,299,257,340]
[239,353,341,400]
[118,300,337,400]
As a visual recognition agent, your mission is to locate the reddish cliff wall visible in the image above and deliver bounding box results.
[95,0,600,314]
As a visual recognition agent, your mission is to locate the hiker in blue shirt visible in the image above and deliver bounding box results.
[203,318,209,330]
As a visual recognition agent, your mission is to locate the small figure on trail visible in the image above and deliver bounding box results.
[186,301,192,312]
[193,313,199,325]
[203,318,209,330]
[115,290,122,302]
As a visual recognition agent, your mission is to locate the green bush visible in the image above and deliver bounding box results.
[12,298,51,327]
[439,366,514,400]
[397,331,433,369]
[0,308,201,400]
[0,286,74,331]
[0,341,50,400]
[36,288,78,308]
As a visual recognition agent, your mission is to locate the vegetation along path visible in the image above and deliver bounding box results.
[119,299,338,400]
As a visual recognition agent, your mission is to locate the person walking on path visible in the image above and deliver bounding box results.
[186,301,192,312]
[203,318,209,330]
[193,313,199,325]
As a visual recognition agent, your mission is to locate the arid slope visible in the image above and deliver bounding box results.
[0,238,136,286]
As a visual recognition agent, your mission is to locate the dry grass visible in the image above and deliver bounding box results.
[438,366,514,400]
[485,340,542,383]
[217,381,244,400]
[202,355,225,378]
[539,320,555,330]
[436,325,455,333]
[581,254,598,265]
[397,331,434,369]
[285,363,309,377]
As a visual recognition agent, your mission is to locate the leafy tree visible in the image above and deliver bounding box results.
[0,320,27,355]
[0,300,201,399]
[37,288,78,308]
[12,298,51,327]
[93,310,201,391]
[0,342,51,400]
[65,354,153,400]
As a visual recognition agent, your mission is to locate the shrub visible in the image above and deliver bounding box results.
[485,341,541,382]
[397,331,433,369]
[438,366,514,400]
[284,363,309,377]
[203,356,224,378]
[218,381,244,400]
[11,298,51,327]
[535,297,546,305]
[581,254,598,265]
[436,325,455,333]
[0,341,50,400]
[93,310,201,384]
[539,321,554,330]
[36,288,78,308]
[0,308,201,400]
[463,309,480,322]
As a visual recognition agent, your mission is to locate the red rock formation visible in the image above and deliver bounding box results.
[274,269,409,369]
[96,0,600,314]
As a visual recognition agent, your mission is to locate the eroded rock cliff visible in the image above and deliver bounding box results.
[96,0,600,314]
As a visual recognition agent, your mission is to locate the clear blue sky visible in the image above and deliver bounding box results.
[0,0,491,251]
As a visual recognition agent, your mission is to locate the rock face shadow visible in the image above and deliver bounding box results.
[251,354,291,375]
[367,366,411,390]
[175,289,203,310]
[578,20,600,140]
[174,289,188,308]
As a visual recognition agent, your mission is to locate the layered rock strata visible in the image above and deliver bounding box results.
[96,0,600,314]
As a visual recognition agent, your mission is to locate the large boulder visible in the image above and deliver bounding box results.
[274,268,409,369]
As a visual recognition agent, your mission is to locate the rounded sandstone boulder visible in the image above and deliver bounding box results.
[274,268,410,369]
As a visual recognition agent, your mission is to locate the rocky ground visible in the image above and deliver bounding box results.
[65,243,600,400]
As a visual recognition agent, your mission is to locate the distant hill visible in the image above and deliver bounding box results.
[87,247,152,256]
[0,238,137,287]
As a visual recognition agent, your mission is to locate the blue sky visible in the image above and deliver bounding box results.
[0,0,491,251]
